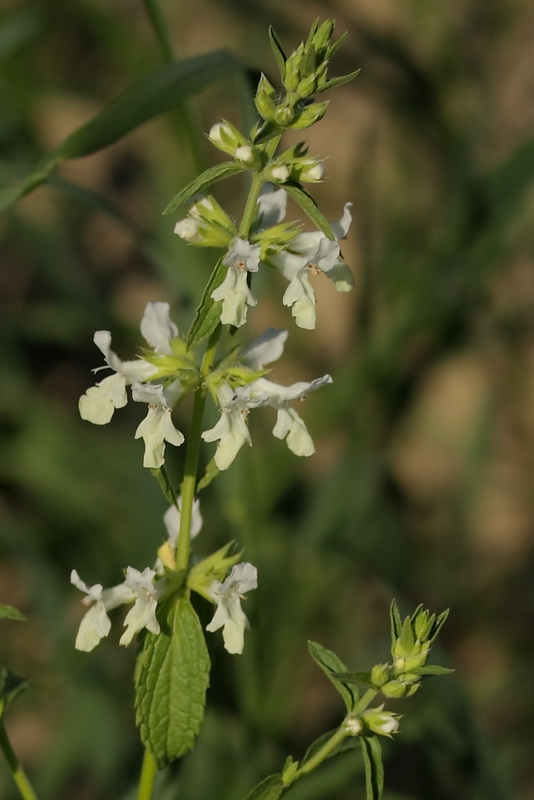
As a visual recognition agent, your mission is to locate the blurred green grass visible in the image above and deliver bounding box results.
[1,0,534,798]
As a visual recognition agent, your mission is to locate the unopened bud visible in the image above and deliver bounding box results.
[274,104,296,126]
[289,100,329,130]
[190,196,215,219]
[255,74,278,121]
[235,145,254,164]
[208,122,227,144]
[381,678,420,699]
[362,707,401,738]
[371,663,390,688]
[265,164,290,183]
[297,74,318,98]
[300,161,324,182]
[343,715,363,736]
[174,217,202,243]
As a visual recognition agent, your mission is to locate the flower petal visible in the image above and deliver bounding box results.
[140,302,178,354]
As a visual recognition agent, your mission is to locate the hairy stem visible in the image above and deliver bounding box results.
[176,326,220,572]
[287,726,349,785]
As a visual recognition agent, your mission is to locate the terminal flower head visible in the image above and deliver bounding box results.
[206,562,258,654]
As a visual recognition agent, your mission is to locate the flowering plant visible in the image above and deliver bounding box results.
[0,17,451,800]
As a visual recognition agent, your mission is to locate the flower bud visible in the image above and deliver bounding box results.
[381,679,420,699]
[371,663,390,688]
[343,715,363,736]
[297,74,318,98]
[174,217,203,244]
[274,104,296,126]
[362,708,401,737]
[255,74,278,121]
[289,100,329,130]
[235,145,255,164]
[265,164,290,183]
[312,20,335,52]
[208,122,227,144]
[414,611,434,641]
[189,196,215,218]
[299,160,324,182]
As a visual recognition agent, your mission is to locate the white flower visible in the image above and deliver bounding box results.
[206,562,257,654]
[202,382,251,470]
[140,301,178,355]
[271,203,353,329]
[119,567,162,646]
[132,383,185,468]
[236,373,332,457]
[202,329,331,468]
[72,566,164,651]
[163,496,202,547]
[71,570,133,652]
[211,238,260,327]
[78,302,178,425]
[256,185,287,228]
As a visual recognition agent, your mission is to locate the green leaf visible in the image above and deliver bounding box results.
[413,664,454,676]
[243,773,285,800]
[268,26,287,79]
[163,161,245,215]
[308,641,358,712]
[322,69,361,92]
[0,605,26,621]
[186,257,226,350]
[389,600,402,641]
[196,458,219,492]
[283,183,336,240]
[331,671,374,687]
[361,736,384,800]
[135,595,210,767]
[0,50,243,211]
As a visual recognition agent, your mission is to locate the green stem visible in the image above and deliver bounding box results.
[352,688,377,716]
[175,326,221,572]
[0,720,39,800]
[143,0,175,62]
[287,726,348,785]
[137,749,158,800]
[174,160,278,570]
[238,174,266,238]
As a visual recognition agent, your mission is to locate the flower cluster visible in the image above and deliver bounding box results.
[174,183,353,331]
[78,302,187,468]
[72,500,257,655]
[79,304,332,472]
[74,19,355,664]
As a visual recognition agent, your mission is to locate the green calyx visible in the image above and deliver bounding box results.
[187,542,243,600]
